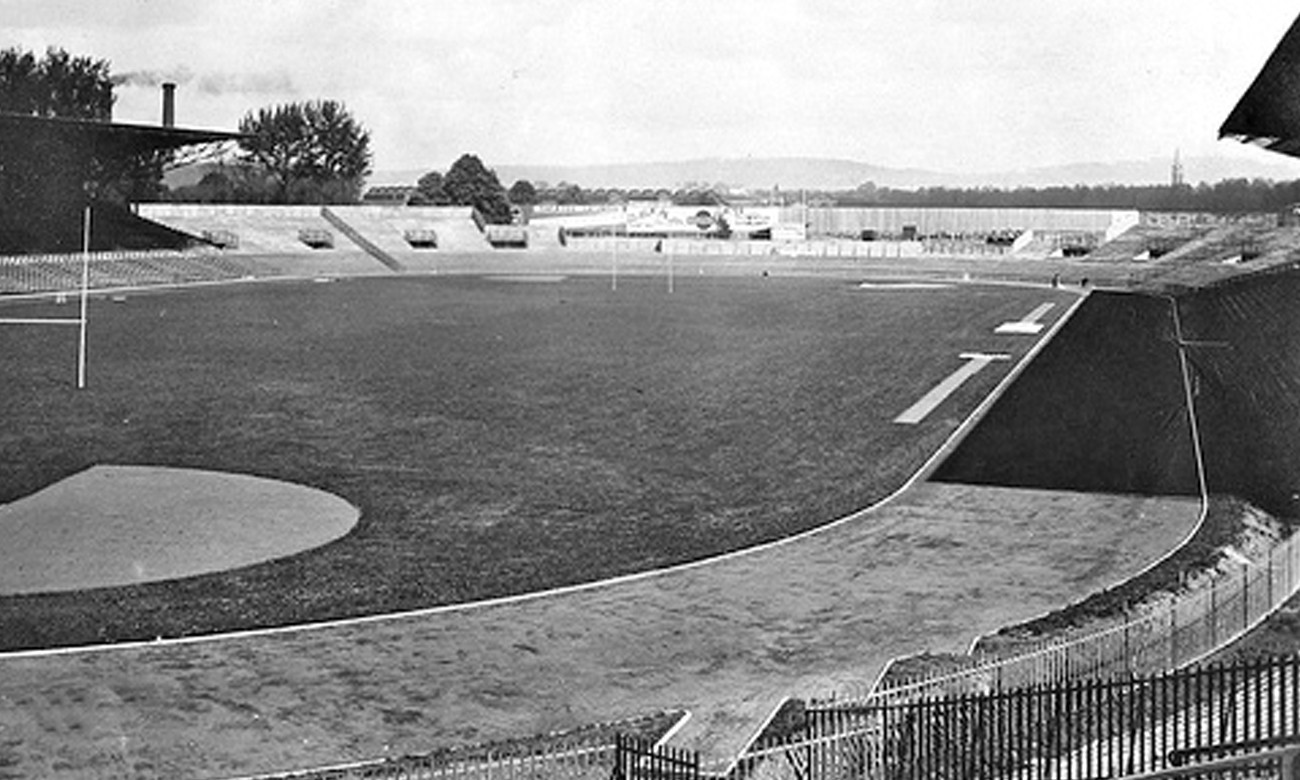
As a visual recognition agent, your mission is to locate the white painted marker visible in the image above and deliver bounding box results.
[894,352,1011,425]
[995,302,1056,335]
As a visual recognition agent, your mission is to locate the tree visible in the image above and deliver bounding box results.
[0,46,113,120]
[508,179,537,205]
[442,153,512,224]
[166,163,277,204]
[237,100,371,204]
[416,170,449,205]
[0,46,137,251]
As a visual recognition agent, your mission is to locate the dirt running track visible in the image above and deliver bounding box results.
[0,482,1197,779]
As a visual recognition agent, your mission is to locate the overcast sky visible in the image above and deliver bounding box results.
[4,0,1298,176]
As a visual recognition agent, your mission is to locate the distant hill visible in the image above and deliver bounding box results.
[203,154,1300,194]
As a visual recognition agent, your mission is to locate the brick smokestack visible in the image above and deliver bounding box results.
[162,82,176,127]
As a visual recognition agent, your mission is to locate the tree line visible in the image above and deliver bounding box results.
[0,46,113,121]
[471,179,1300,215]
[9,42,1300,235]
[830,179,1300,213]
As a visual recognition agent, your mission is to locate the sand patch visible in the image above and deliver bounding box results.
[0,465,358,595]
[483,275,568,283]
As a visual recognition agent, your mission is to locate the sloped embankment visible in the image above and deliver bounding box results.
[925,273,1300,656]
[937,270,1300,513]
[1175,270,1300,517]
[933,290,1198,496]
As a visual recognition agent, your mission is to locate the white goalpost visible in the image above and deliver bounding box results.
[78,205,90,388]
[0,205,92,388]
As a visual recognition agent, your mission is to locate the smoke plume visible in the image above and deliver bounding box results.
[112,67,295,95]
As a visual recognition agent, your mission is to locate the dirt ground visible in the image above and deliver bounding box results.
[0,481,1198,779]
[0,465,358,596]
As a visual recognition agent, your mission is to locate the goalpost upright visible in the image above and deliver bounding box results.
[0,205,92,389]
[77,205,90,389]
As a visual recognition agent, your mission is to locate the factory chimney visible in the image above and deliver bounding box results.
[162,82,176,128]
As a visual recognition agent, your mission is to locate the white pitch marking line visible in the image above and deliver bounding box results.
[894,352,1012,425]
[995,302,1056,335]
[0,318,82,325]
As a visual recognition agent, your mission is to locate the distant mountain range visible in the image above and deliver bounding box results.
[369,154,1300,192]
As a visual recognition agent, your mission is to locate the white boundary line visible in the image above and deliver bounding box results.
[653,710,693,749]
[0,284,1088,661]
[710,696,796,775]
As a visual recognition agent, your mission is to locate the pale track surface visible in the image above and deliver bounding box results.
[0,483,1198,778]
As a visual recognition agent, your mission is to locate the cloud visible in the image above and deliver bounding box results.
[14,0,1300,172]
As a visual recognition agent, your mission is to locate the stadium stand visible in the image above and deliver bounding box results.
[525,223,565,250]
[93,204,212,251]
[137,204,349,255]
[320,206,404,270]
[0,250,269,293]
[0,111,243,255]
[321,206,419,257]
[410,207,493,253]
[322,205,492,257]
[1007,230,1059,259]
[1155,222,1299,267]
[131,205,498,276]
[485,224,528,248]
[1085,224,1212,263]
[223,252,395,278]
[804,206,1134,241]
[136,205,285,253]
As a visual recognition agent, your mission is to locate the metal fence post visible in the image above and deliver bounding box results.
[1169,605,1178,670]
[1209,580,1218,649]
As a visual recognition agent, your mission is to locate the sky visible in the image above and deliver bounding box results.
[3,0,1299,177]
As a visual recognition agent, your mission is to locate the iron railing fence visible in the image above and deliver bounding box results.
[832,526,1300,706]
[613,734,701,780]
[727,654,1300,780]
[220,713,689,780]
[1116,744,1300,780]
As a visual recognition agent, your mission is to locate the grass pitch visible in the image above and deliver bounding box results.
[0,274,1072,650]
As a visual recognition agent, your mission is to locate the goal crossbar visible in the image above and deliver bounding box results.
[0,318,82,325]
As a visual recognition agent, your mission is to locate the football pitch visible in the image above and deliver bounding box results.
[0,273,1072,651]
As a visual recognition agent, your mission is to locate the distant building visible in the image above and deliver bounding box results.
[363,185,419,205]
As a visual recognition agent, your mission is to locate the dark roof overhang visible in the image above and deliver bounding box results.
[0,111,245,155]
[1220,14,1300,159]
